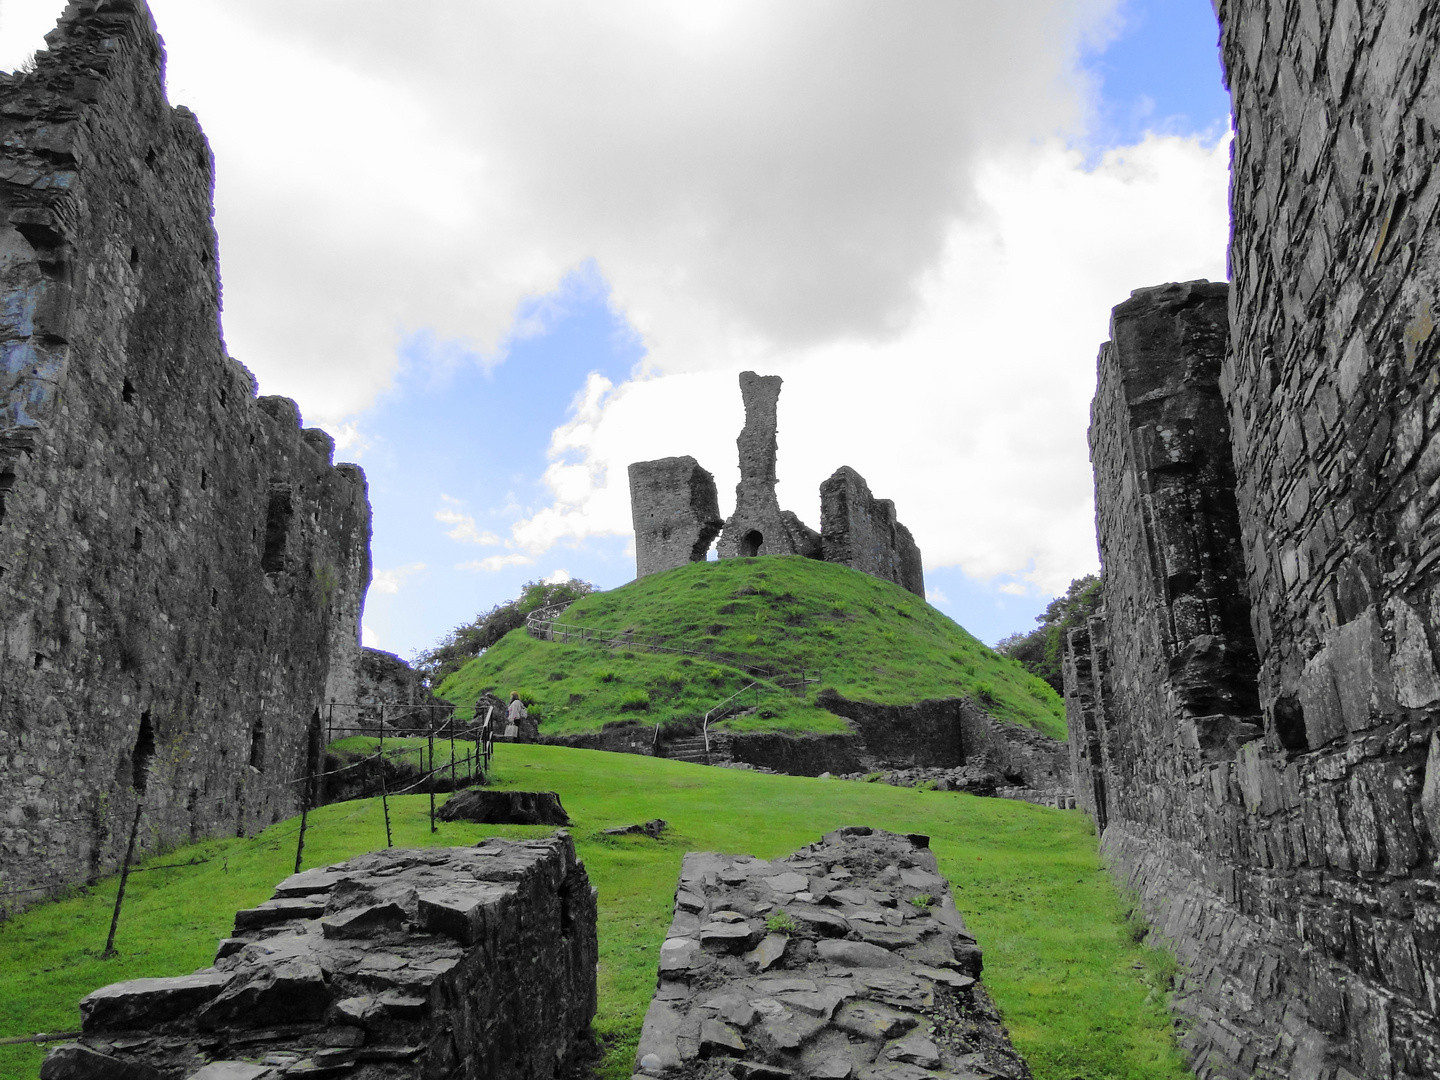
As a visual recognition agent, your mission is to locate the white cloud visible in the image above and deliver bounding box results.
[361,623,380,648]
[0,2,1229,603]
[543,569,572,585]
[504,132,1230,593]
[458,554,535,573]
[0,0,1128,425]
[434,508,501,546]
[926,586,951,605]
[372,562,427,595]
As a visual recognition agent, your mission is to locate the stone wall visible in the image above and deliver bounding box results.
[40,837,598,1079]
[1064,1,1440,1072]
[629,456,724,579]
[0,1,370,914]
[820,466,925,597]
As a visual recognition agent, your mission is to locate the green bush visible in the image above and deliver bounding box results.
[619,690,651,712]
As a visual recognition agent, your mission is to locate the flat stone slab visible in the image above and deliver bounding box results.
[80,972,234,1031]
[634,828,1032,1079]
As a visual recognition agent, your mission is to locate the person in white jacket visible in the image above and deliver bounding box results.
[504,691,526,739]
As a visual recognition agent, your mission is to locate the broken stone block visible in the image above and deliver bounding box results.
[435,788,570,825]
[80,971,233,1031]
[834,1002,919,1041]
[743,934,788,971]
[699,1018,748,1057]
[43,841,597,1080]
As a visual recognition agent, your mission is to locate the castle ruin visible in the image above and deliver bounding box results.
[630,371,924,596]
[0,1,386,914]
[1064,2,1440,1076]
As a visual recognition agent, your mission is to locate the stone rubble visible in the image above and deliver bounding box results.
[40,838,597,1080]
[634,827,1029,1080]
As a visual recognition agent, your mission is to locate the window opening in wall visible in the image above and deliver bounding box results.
[210,587,218,608]
[129,245,139,269]
[739,530,763,557]
[219,386,228,407]
[249,718,266,772]
[261,485,294,573]
[122,378,135,403]
[200,468,209,491]
[131,711,155,794]
[132,527,143,552]
[1272,695,1308,752]
[33,652,45,670]
[0,465,14,527]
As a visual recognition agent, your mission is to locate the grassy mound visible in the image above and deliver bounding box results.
[0,746,1185,1080]
[438,556,1065,740]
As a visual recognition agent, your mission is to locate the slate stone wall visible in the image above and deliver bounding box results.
[41,838,598,1079]
[0,1,370,914]
[629,455,724,578]
[819,466,925,598]
[1063,3,1440,1073]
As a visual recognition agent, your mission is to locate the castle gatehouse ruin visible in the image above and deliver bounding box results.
[630,372,924,596]
[1063,2,1440,1076]
[0,0,386,914]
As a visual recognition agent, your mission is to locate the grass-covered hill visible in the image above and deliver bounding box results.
[437,556,1066,740]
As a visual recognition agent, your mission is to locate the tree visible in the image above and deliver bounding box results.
[413,577,598,687]
[995,574,1101,693]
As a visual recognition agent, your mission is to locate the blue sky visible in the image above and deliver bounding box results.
[354,0,1232,659]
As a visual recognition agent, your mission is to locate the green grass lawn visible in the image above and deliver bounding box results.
[439,556,1066,740]
[0,746,1184,1080]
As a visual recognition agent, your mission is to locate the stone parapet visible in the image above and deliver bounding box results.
[40,838,598,1079]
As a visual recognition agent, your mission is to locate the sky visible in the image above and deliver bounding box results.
[0,0,1233,658]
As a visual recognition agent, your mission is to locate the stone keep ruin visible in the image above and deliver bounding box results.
[0,0,387,914]
[1062,2,1440,1078]
[629,371,924,597]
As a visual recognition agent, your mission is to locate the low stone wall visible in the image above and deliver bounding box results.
[634,826,1030,1080]
[41,838,598,1080]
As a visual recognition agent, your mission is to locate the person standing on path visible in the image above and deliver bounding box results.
[505,691,526,739]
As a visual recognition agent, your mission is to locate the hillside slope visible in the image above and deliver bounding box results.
[438,556,1065,740]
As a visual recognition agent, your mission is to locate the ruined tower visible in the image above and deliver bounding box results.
[627,455,723,578]
[716,371,821,559]
[0,0,371,912]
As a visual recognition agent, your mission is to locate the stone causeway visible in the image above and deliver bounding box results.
[634,827,1028,1080]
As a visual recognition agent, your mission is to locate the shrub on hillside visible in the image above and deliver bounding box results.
[996,574,1102,693]
[413,577,598,686]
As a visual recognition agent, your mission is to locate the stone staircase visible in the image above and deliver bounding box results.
[658,732,732,766]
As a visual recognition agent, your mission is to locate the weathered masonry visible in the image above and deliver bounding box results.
[41,839,599,1079]
[628,456,724,580]
[0,0,372,914]
[630,372,924,596]
[1064,2,1440,1076]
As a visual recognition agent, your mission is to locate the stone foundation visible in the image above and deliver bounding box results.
[634,826,1029,1080]
[41,838,598,1080]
